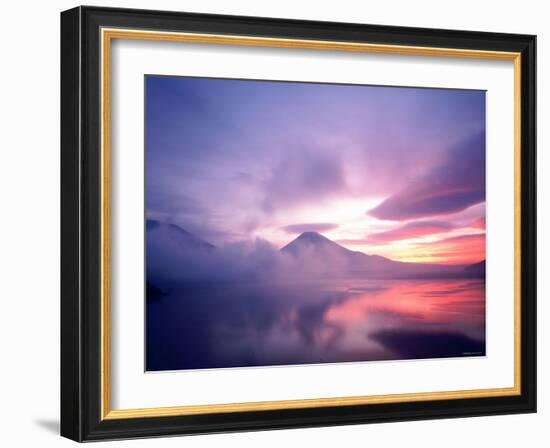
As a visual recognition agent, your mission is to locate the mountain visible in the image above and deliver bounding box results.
[464,260,486,278]
[281,231,472,279]
[282,231,362,259]
[146,219,215,251]
[146,220,217,286]
[146,281,167,303]
[145,224,483,281]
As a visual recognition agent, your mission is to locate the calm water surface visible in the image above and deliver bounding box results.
[146,278,485,371]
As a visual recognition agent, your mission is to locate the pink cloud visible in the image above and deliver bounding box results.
[469,217,486,229]
[409,233,486,265]
[365,220,455,244]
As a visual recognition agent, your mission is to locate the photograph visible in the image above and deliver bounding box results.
[145,75,487,371]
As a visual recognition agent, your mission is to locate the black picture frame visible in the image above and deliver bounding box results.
[61,5,536,442]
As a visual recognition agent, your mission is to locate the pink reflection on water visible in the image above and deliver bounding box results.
[324,279,485,355]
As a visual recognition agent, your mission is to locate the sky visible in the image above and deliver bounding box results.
[145,75,486,265]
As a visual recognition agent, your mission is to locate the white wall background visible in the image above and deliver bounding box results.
[0,0,546,446]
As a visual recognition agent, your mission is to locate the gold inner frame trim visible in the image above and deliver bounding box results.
[100,27,522,421]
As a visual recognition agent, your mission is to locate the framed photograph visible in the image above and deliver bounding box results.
[60,6,536,442]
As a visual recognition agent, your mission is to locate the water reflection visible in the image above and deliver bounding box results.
[146,279,485,371]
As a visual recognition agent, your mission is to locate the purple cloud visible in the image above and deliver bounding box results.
[368,132,485,221]
[262,150,346,213]
[145,76,486,245]
[281,223,339,234]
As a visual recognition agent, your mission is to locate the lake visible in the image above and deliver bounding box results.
[146,278,485,371]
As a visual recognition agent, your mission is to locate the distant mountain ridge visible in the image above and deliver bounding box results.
[147,222,485,280]
[463,259,486,278]
[147,219,215,250]
[281,231,484,279]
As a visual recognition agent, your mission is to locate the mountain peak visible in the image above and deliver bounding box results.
[295,231,330,241]
[281,231,350,256]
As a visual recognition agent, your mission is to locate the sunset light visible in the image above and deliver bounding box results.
[145,75,486,371]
